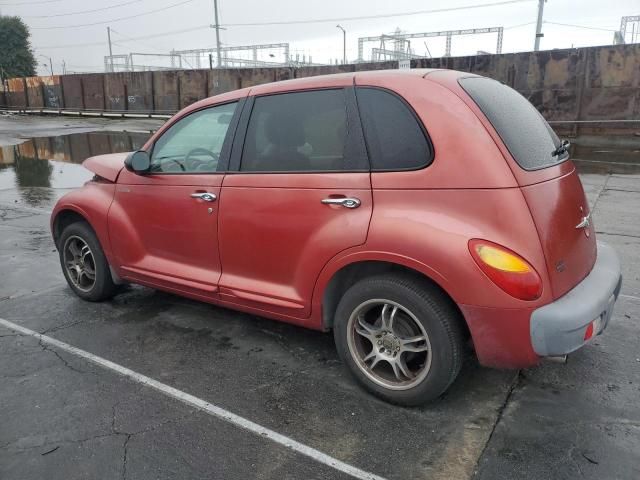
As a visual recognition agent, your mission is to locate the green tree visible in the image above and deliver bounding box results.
[0,16,37,80]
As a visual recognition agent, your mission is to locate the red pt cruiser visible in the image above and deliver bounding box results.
[51,70,622,405]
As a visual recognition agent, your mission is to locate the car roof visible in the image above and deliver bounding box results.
[180,68,474,116]
[248,68,443,96]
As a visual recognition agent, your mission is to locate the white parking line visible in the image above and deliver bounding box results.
[0,317,387,480]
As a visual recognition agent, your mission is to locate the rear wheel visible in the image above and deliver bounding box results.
[333,274,464,406]
[59,221,118,302]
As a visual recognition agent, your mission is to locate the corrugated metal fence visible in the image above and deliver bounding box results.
[1,44,639,132]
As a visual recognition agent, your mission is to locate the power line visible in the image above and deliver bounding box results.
[36,41,108,50]
[21,0,146,18]
[0,0,61,5]
[35,25,210,49]
[108,25,210,42]
[110,27,166,53]
[218,0,534,27]
[504,21,536,30]
[544,21,617,32]
[30,0,197,29]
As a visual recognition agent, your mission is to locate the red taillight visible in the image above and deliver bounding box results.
[469,239,543,301]
[584,322,594,341]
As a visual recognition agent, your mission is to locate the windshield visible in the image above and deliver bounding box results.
[459,77,568,171]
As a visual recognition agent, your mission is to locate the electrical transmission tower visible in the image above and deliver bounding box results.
[614,15,640,44]
[358,26,504,62]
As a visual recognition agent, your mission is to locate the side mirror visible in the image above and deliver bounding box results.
[124,150,151,174]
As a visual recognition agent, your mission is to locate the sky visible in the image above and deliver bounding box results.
[0,0,637,75]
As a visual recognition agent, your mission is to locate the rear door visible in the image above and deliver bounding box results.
[459,77,596,298]
[217,87,372,319]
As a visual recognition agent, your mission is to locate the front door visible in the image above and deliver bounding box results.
[109,101,240,299]
[218,88,372,318]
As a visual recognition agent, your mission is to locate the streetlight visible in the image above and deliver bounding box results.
[39,54,53,76]
[336,24,346,64]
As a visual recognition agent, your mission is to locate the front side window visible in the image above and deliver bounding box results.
[241,89,366,172]
[356,87,432,171]
[151,102,237,173]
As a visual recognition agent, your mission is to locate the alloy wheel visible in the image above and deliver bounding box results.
[63,235,97,292]
[347,299,432,390]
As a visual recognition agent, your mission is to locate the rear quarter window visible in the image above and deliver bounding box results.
[356,87,433,171]
[459,77,567,171]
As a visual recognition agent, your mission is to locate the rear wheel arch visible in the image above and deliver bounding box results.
[320,259,469,340]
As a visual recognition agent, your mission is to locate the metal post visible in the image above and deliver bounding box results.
[107,27,114,72]
[445,33,452,57]
[213,0,222,68]
[336,25,346,64]
[496,27,503,54]
[534,0,545,51]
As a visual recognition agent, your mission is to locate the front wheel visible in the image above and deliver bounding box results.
[333,274,465,406]
[58,221,118,302]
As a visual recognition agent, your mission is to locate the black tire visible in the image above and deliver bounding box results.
[333,274,464,406]
[58,221,118,302]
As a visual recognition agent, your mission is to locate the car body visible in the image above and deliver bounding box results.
[51,69,622,405]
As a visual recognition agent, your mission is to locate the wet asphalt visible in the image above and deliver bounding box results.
[0,116,639,480]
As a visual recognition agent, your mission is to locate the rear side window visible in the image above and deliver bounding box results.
[356,87,432,171]
[459,77,567,171]
[241,89,367,172]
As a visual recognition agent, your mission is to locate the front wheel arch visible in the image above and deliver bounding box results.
[52,209,123,285]
[52,208,93,249]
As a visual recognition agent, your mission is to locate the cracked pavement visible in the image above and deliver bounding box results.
[0,117,639,479]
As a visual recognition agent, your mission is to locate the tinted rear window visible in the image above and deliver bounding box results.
[459,77,567,171]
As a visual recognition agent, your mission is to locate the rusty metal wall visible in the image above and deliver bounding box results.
[126,72,154,111]
[42,75,64,108]
[294,64,355,78]
[80,74,105,110]
[178,70,208,109]
[414,44,640,126]
[3,44,639,127]
[6,78,27,108]
[153,71,179,112]
[104,72,154,111]
[25,77,44,108]
[61,75,83,109]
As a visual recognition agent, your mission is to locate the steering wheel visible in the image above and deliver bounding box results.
[184,148,218,171]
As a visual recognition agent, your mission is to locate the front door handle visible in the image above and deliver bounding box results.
[190,192,217,202]
[321,197,361,209]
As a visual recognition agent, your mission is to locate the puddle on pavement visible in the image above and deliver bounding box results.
[0,131,151,207]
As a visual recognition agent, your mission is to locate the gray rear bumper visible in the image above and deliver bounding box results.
[530,242,622,357]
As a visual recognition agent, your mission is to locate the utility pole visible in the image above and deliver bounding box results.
[62,60,66,75]
[534,0,545,51]
[336,24,346,64]
[38,54,54,75]
[107,26,114,72]
[213,0,222,68]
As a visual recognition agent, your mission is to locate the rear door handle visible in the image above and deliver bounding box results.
[190,192,217,202]
[321,197,361,209]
